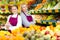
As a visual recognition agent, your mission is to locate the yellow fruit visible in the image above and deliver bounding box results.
[15,35,24,40]
[35,4,43,11]
[50,25,54,31]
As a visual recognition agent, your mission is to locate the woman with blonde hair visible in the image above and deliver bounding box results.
[20,4,35,27]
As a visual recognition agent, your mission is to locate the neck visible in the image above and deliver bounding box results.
[12,13,18,17]
[23,11,28,14]
[13,13,17,15]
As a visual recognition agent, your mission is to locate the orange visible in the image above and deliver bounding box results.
[50,25,54,31]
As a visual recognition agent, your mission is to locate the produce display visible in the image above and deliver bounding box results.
[0,0,60,40]
[42,1,57,10]
[35,0,58,10]
[34,3,43,11]
[0,30,24,40]
[0,24,60,40]
[34,0,46,11]
[54,2,60,9]
[34,15,56,25]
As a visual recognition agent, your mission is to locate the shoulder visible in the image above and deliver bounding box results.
[18,15,21,17]
[7,15,11,18]
[20,12,25,15]
[18,15,21,19]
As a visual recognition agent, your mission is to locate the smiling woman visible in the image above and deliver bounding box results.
[20,4,35,27]
[5,5,22,31]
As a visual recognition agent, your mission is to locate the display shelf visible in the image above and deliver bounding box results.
[31,13,60,15]
[29,9,60,26]
[36,23,50,26]
[0,29,8,31]
[0,12,20,15]
[29,9,60,15]
[36,20,56,27]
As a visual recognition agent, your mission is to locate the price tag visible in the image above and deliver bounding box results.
[55,9,59,13]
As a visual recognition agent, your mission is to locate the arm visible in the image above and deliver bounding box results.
[5,15,11,30]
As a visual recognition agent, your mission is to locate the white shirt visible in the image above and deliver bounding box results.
[6,15,22,30]
[20,12,35,27]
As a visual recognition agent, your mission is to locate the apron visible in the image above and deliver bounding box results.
[9,15,18,26]
[24,13,33,22]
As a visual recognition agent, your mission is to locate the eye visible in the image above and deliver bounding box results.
[12,9,17,10]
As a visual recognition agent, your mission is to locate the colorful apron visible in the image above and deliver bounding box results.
[24,13,33,22]
[9,15,18,26]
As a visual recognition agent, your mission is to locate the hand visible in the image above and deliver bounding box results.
[5,22,10,30]
[6,25,9,30]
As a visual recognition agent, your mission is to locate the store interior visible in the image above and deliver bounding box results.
[0,0,60,40]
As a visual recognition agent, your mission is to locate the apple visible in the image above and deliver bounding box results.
[56,36,60,40]
[45,31,50,35]
[54,32,60,40]
[40,27,45,31]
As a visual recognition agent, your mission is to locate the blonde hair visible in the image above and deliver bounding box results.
[20,4,28,12]
[21,3,27,8]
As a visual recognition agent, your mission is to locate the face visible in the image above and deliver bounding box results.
[21,5,28,12]
[11,6,18,14]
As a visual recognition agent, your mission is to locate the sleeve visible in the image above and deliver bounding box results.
[16,15,22,27]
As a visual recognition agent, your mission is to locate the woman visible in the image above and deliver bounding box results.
[5,5,22,30]
[20,4,35,27]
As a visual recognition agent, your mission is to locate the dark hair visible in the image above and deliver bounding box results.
[8,5,18,12]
